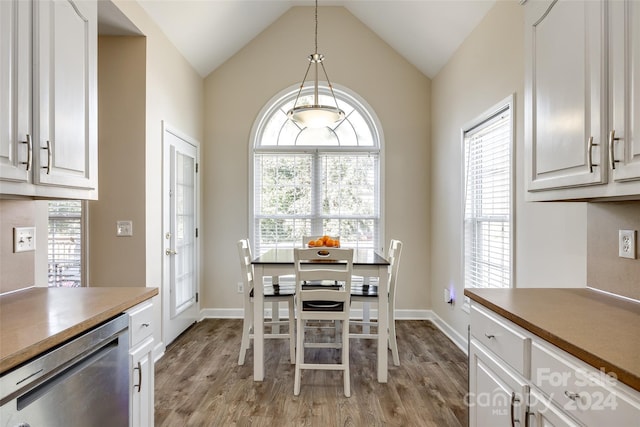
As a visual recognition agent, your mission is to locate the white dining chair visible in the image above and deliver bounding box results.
[293,247,354,397]
[237,239,296,365]
[350,239,403,366]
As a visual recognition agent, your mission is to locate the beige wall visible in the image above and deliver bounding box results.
[0,200,36,293]
[202,6,431,312]
[430,0,587,339]
[587,201,640,300]
[89,36,146,287]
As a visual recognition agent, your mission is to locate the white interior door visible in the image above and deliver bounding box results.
[162,122,199,345]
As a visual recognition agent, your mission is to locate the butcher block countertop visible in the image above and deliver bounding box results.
[0,286,158,375]
[464,287,640,392]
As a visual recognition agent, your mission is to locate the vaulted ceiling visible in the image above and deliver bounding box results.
[112,1,496,79]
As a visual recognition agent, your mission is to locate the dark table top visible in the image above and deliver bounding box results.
[252,248,389,266]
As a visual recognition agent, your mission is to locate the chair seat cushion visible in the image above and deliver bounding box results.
[302,301,345,311]
[250,284,296,298]
[350,284,378,297]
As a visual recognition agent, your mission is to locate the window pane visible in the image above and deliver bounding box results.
[463,103,511,290]
[48,200,82,287]
[253,84,381,254]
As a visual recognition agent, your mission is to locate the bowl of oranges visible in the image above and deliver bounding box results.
[307,236,340,255]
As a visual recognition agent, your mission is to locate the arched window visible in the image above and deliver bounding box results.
[250,83,383,255]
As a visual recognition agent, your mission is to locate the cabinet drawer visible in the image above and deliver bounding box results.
[470,305,530,377]
[531,341,640,426]
[127,301,153,347]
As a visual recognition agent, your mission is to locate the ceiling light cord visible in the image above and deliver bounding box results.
[287,0,345,128]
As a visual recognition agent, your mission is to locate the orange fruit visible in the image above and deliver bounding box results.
[315,239,323,247]
[308,240,316,247]
[326,239,334,247]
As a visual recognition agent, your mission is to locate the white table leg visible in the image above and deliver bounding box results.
[271,275,279,334]
[253,265,265,381]
[362,276,371,334]
[377,265,389,383]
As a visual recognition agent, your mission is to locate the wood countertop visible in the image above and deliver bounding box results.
[464,287,640,392]
[0,286,158,375]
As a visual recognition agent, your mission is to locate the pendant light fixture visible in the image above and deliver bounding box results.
[287,0,345,128]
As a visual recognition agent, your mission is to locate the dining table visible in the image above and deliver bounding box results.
[251,247,391,383]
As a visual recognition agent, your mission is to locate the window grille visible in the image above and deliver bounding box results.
[48,200,83,287]
[463,98,513,289]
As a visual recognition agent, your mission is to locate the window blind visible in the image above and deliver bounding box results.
[48,200,83,287]
[463,105,512,289]
[253,151,380,254]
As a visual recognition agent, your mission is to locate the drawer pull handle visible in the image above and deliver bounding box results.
[564,390,581,401]
[484,333,495,339]
[510,392,520,427]
[142,323,150,327]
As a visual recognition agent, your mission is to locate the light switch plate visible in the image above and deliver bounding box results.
[618,230,636,259]
[14,227,36,252]
[116,220,133,237]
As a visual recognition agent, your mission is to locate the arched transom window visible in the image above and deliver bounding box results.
[251,84,383,254]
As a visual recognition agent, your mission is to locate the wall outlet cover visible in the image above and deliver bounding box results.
[618,230,636,259]
[116,220,133,237]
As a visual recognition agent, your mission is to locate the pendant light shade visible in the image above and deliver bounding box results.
[287,0,344,129]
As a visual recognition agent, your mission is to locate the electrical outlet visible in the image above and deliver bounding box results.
[619,230,636,259]
[237,282,244,293]
[14,227,36,253]
[116,220,133,237]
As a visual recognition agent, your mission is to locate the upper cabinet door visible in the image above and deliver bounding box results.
[0,0,32,184]
[34,0,97,193]
[610,0,640,182]
[525,0,606,192]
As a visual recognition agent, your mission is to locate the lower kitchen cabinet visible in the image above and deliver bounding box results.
[468,301,640,427]
[469,340,529,427]
[127,300,155,427]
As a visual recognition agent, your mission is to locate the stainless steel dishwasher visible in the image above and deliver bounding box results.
[0,313,130,427]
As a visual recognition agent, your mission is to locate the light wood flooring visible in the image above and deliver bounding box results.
[155,319,468,426]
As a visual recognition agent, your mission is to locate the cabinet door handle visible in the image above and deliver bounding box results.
[133,361,142,392]
[21,134,32,171]
[510,392,520,427]
[564,390,581,401]
[41,140,52,174]
[484,333,495,339]
[608,130,621,170]
[587,136,598,173]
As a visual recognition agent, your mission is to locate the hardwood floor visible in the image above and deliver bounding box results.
[155,319,468,426]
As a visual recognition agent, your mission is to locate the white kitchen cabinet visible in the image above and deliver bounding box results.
[127,300,155,427]
[0,0,98,199]
[524,0,640,200]
[609,0,640,183]
[529,389,584,427]
[469,340,529,427]
[468,300,640,427]
[0,0,31,185]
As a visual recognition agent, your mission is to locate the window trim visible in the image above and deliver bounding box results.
[460,94,515,304]
[249,82,386,254]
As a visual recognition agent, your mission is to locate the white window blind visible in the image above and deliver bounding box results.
[463,102,512,289]
[48,200,83,287]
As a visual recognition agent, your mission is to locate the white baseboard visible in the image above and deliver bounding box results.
[199,307,469,355]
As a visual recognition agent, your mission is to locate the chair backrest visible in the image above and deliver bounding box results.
[387,239,403,300]
[302,235,340,248]
[294,247,353,310]
[237,239,253,298]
